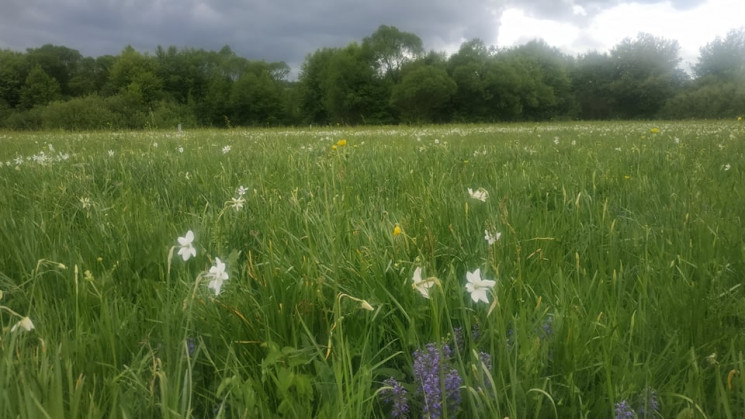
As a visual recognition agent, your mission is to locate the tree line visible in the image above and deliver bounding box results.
[1,25,743,130]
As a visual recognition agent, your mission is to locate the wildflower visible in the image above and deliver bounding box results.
[738,116,742,121]
[650,127,660,134]
[79,197,92,209]
[674,137,680,144]
[153,142,158,148]
[465,268,496,304]
[222,145,231,154]
[185,337,196,356]
[380,378,409,418]
[484,230,501,245]
[337,139,347,147]
[207,257,229,296]
[228,197,245,211]
[468,187,488,202]
[636,387,660,417]
[393,225,402,236]
[723,163,731,171]
[434,139,440,145]
[237,185,248,196]
[11,316,35,332]
[553,137,560,145]
[411,267,436,299]
[413,343,462,418]
[614,400,635,419]
[177,230,196,261]
[331,145,338,151]
[108,150,114,157]
[178,146,184,153]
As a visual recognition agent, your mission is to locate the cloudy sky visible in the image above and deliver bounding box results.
[1,0,743,76]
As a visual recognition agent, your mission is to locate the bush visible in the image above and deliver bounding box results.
[2,107,43,130]
[41,95,117,130]
[146,100,198,129]
[660,81,745,119]
[104,93,147,129]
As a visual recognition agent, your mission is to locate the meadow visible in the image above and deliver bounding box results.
[0,121,743,418]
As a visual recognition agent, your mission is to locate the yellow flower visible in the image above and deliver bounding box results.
[624,175,631,180]
[650,127,660,134]
[331,145,337,150]
[337,139,347,147]
[393,225,402,236]
[738,116,743,122]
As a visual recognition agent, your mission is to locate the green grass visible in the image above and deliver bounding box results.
[0,121,744,418]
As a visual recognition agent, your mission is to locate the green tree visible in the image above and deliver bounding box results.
[447,39,493,121]
[608,33,685,118]
[505,40,577,119]
[694,28,745,82]
[298,48,335,124]
[19,65,61,109]
[390,64,456,123]
[229,69,284,125]
[363,25,424,81]
[571,52,616,119]
[108,46,163,106]
[662,28,745,118]
[25,44,82,97]
[0,49,28,109]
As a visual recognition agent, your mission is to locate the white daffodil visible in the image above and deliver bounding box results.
[465,268,496,304]
[229,197,245,211]
[468,188,488,202]
[177,230,197,261]
[11,316,35,332]
[484,230,502,245]
[411,267,438,299]
[207,258,229,296]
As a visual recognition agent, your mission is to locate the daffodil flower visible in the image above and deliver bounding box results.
[11,316,35,332]
[229,197,245,211]
[484,230,501,245]
[177,230,197,261]
[207,257,229,295]
[468,188,488,202]
[411,267,437,299]
[465,268,496,304]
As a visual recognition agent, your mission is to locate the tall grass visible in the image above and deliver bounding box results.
[0,121,743,418]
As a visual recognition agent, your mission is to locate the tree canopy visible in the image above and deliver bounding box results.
[1,26,743,130]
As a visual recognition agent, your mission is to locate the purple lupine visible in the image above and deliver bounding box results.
[444,369,463,413]
[614,400,635,419]
[452,327,465,352]
[413,343,462,419]
[471,324,481,342]
[539,316,554,340]
[381,377,409,418]
[478,351,493,371]
[185,337,196,356]
[637,388,660,418]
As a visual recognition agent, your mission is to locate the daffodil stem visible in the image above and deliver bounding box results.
[0,305,23,318]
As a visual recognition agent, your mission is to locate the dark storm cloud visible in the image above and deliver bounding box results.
[503,0,707,23]
[0,0,502,73]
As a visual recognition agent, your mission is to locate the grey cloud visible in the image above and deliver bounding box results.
[504,0,708,23]
[0,0,502,73]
